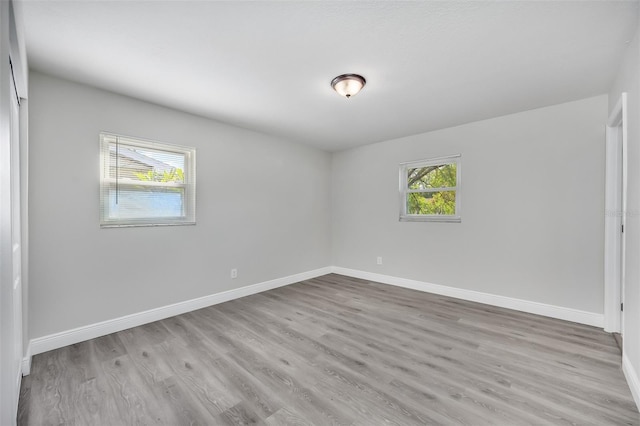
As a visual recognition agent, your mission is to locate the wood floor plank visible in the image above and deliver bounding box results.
[222,339,353,425]
[99,353,169,425]
[264,407,315,426]
[19,273,640,425]
[316,331,571,425]
[208,355,283,420]
[17,374,31,425]
[154,375,218,425]
[220,401,265,426]
[159,339,241,417]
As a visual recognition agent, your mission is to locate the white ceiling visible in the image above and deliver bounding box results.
[21,0,639,151]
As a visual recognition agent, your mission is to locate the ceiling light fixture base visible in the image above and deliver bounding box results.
[331,74,366,99]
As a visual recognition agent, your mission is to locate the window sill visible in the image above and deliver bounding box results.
[399,215,461,223]
[100,221,196,228]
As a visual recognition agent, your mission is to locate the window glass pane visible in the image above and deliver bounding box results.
[408,163,456,190]
[107,186,185,219]
[407,191,456,215]
[109,145,185,183]
[100,133,196,227]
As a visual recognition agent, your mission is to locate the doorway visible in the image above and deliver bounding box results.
[604,93,627,340]
[0,58,23,423]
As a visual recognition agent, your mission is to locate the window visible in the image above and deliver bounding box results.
[100,133,196,227]
[399,154,461,222]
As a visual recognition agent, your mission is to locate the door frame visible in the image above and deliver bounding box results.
[604,92,627,334]
[0,1,26,423]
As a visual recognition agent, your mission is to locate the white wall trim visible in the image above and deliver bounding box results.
[623,353,640,410]
[22,266,607,376]
[21,345,31,376]
[23,267,331,373]
[604,92,628,333]
[331,267,604,328]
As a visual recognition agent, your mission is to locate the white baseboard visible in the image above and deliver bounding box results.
[623,353,640,410]
[331,267,604,328]
[21,345,31,376]
[21,265,607,376]
[23,267,331,374]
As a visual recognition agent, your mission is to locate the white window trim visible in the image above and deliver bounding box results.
[99,132,196,228]
[399,154,461,223]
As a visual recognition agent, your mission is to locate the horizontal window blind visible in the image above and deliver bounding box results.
[99,133,196,227]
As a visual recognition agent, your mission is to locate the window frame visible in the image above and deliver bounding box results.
[399,154,461,223]
[99,133,196,228]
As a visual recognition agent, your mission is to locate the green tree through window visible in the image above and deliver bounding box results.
[407,164,456,215]
[400,154,460,222]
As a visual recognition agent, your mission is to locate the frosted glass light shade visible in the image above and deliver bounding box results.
[331,74,366,98]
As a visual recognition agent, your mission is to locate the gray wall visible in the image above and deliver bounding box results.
[28,71,612,338]
[332,95,607,314]
[610,7,640,398]
[28,71,331,339]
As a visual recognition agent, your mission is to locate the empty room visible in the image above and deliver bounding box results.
[2,0,640,424]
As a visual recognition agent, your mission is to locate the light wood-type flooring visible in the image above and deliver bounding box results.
[18,274,639,425]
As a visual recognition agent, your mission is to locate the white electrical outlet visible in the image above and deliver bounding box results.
[231,268,238,279]
[377,256,383,265]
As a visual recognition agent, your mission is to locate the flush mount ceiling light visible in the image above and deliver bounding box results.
[331,73,366,99]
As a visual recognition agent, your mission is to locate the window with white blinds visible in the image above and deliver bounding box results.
[99,133,196,227]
